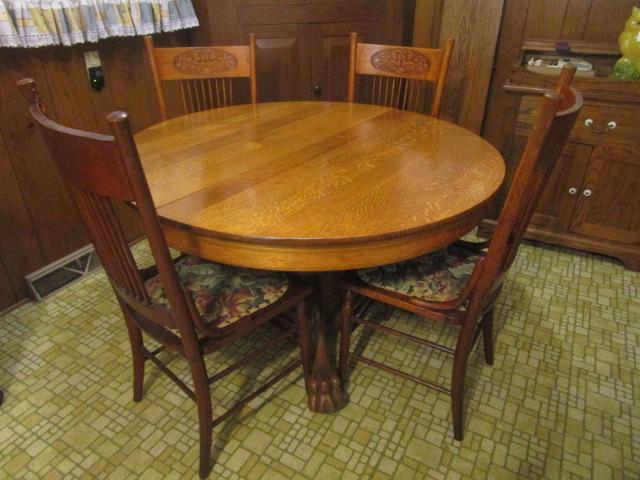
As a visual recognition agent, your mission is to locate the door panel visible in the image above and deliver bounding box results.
[310,22,378,102]
[503,137,590,234]
[239,24,312,102]
[570,145,640,244]
[529,140,591,233]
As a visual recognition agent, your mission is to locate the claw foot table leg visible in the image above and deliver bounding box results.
[307,330,345,413]
[306,272,346,413]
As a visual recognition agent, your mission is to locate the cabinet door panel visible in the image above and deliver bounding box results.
[530,141,591,233]
[570,145,640,244]
[310,22,378,102]
[506,136,589,233]
[240,24,312,102]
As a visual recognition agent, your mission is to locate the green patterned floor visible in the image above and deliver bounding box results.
[0,241,638,479]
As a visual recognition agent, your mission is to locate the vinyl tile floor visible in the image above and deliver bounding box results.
[0,240,638,479]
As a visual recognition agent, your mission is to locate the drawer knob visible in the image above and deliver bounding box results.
[568,187,578,195]
[606,121,617,130]
[584,118,594,127]
[583,189,593,197]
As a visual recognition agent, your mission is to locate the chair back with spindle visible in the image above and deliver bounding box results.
[17,78,196,335]
[347,33,454,116]
[144,34,258,121]
[471,67,583,309]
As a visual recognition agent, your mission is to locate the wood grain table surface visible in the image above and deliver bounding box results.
[135,101,505,413]
[135,101,505,272]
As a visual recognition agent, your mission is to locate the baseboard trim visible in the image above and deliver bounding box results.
[479,219,640,271]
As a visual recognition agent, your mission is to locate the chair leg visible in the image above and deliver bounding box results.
[482,308,495,366]
[296,301,313,389]
[121,304,145,402]
[338,290,355,382]
[188,352,213,479]
[451,320,475,441]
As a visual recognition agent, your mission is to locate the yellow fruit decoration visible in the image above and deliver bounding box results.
[612,6,640,80]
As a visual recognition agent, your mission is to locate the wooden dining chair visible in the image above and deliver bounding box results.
[347,33,454,116]
[144,34,258,121]
[18,78,313,479]
[338,66,582,441]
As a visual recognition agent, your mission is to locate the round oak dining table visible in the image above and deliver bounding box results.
[135,101,505,413]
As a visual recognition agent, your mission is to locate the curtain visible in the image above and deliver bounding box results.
[0,0,198,48]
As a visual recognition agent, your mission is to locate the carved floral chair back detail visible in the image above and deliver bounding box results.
[348,32,454,116]
[370,49,431,75]
[144,34,258,120]
[173,48,239,75]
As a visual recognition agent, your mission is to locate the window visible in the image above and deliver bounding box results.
[0,0,198,48]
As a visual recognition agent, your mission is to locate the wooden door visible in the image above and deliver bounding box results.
[310,22,378,102]
[239,24,312,102]
[499,137,590,234]
[570,145,640,244]
[529,140,591,233]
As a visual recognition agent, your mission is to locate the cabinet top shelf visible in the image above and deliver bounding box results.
[521,39,620,56]
[507,39,640,105]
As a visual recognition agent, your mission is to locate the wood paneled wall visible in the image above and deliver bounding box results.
[412,0,505,133]
[412,0,443,49]
[483,0,636,154]
[0,35,185,310]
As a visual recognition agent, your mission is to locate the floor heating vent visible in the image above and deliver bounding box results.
[25,245,101,301]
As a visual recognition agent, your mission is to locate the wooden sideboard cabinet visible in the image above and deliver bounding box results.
[481,41,640,271]
[190,0,414,102]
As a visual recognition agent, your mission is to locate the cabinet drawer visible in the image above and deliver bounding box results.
[516,97,640,146]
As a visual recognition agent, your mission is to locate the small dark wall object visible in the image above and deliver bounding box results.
[88,67,105,91]
[555,41,572,56]
[0,389,4,406]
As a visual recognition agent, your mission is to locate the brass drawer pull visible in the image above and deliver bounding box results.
[606,121,617,130]
[584,118,594,127]
[583,189,593,197]
[568,187,578,195]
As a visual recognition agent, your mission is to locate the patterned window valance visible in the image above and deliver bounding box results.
[0,0,199,48]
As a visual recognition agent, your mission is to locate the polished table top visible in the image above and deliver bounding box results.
[135,101,506,413]
[136,101,505,271]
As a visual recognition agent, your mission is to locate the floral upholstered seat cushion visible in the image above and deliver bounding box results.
[357,244,484,303]
[145,256,288,328]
